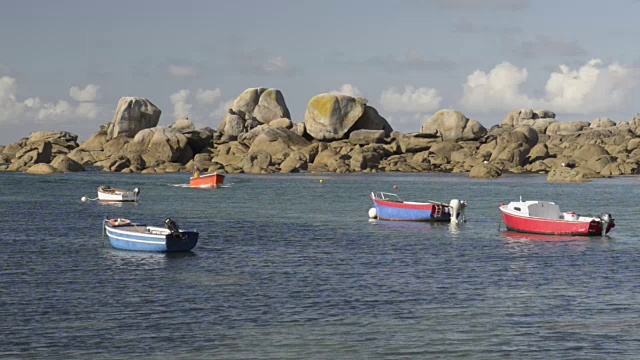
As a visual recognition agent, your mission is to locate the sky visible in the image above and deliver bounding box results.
[2,0,640,145]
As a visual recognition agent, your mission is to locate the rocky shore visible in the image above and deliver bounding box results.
[1,88,639,182]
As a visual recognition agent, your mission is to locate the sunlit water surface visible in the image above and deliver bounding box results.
[1,171,640,358]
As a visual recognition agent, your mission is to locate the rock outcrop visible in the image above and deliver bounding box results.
[121,127,193,168]
[420,110,487,141]
[5,90,640,182]
[231,87,291,124]
[106,97,161,140]
[304,94,367,141]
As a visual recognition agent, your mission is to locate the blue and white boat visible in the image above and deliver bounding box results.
[369,192,466,223]
[103,218,198,252]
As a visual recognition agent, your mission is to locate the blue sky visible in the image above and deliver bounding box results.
[2,0,640,144]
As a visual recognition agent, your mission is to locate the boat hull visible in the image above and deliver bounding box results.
[372,199,451,222]
[97,187,138,202]
[105,225,198,252]
[500,206,612,236]
[190,173,224,188]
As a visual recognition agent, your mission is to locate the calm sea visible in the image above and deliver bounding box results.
[1,171,640,359]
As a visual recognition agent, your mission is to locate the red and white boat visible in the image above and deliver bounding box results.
[189,170,225,188]
[499,199,614,236]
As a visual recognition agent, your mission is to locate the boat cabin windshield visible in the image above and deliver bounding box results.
[372,192,402,202]
[527,201,561,219]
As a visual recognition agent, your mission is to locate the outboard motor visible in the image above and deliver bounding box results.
[449,199,467,224]
[599,213,614,236]
[133,187,140,201]
[164,218,181,237]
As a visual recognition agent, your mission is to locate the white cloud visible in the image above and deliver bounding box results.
[168,64,198,78]
[461,62,532,111]
[461,59,640,114]
[0,76,100,124]
[170,89,192,119]
[69,84,99,102]
[196,88,221,105]
[329,84,362,97]
[189,98,232,130]
[75,102,99,119]
[210,99,233,120]
[384,114,425,133]
[37,101,73,120]
[380,85,442,113]
[169,88,229,126]
[544,59,636,113]
[0,76,39,123]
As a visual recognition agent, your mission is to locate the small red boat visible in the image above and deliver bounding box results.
[499,199,614,236]
[189,169,225,188]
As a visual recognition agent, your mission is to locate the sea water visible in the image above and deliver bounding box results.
[1,171,640,358]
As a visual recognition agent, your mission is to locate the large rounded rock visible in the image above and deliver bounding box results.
[106,97,161,140]
[547,166,589,183]
[546,121,589,135]
[124,127,192,165]
[501,109,556,127]
[420,110,487,141]
[219,111,249,138]
[14,140,52,166]
[103,136,131,158]
[27,131,78,146]
[79,128,108,151]
[590,117,616,128]
[50,154,85,172]
[429,141,463,159]
[528,143,550,163]
[304,94,367,141]
[469,163,501,178]
[496,143,531,167]
[512,126,539,148]
[25,131,78,160]
[530,118,557,134]
[231,88,291,124]
[395,133,437,153]
[26,163,59,175]
[573,144,609,162]
[67,148,98,166]
[182,128,214,154]
[171,116,196,132]
[349,130,386,145]
[247,126,311,162]
[280,152,308,173]
[350,106,393,136]
[268,118,294,129]
[2,140,26,158]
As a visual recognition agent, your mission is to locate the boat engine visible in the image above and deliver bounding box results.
[599,213,613,236]
[164,218,181,237]
[449,199,467,224]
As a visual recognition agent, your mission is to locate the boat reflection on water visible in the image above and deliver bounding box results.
[102,248,196,270]
[97,201,139,208]
[368,218,462,236]
[500,230,589,243]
